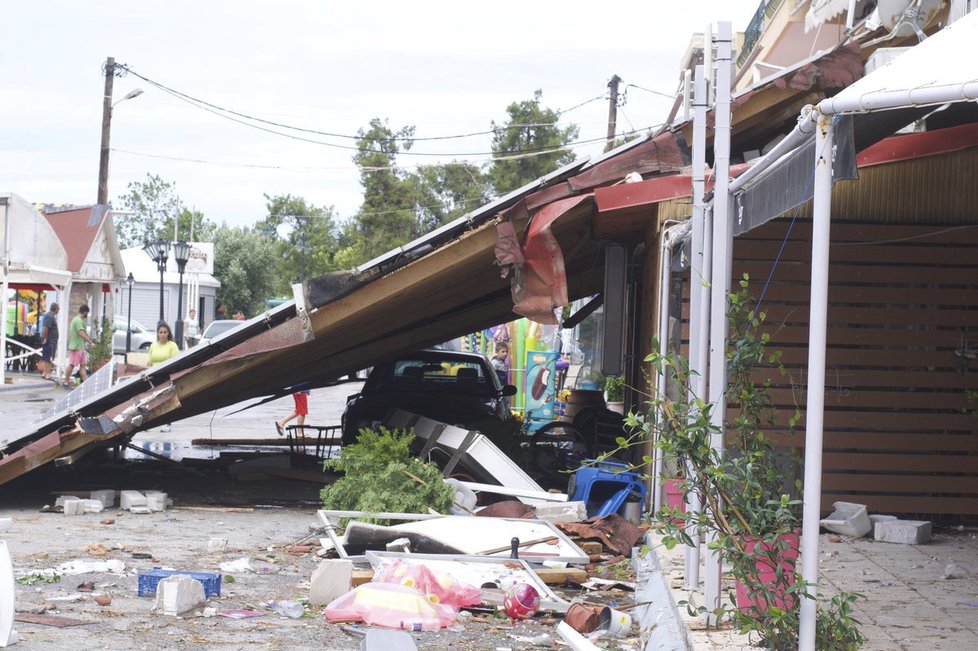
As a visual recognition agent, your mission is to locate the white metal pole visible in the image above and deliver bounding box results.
[654,230,672,513]
[0,200,9,386]
[684,63,710,588]
[704,20,733,617]
[798,111,834,651]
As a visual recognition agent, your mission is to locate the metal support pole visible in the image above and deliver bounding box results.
[704,20,733,618]
[684,63,710,588]
[798,111,834,651]
[175,268,185,348]
[0,198,9,385]
[157,261,165,325]
[126,277,133,353]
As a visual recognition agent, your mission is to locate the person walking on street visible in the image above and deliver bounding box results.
[184,309,199,348]
[276,389,310,437]
[63,304,93,386]
[148,322,180,431]
[38,302,60,380]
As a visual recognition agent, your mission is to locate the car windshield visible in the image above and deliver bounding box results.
[201,320,242,339]
[365,354,496,395]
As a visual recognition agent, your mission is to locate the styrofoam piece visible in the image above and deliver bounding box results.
[62,497,84,516]
[207,538,228,553]
[0,519,10,533]
[120,490,148,511]
[153,575,206,615]
[89,490,116,508]
[875,519,932,545]
[819,501,871,538]
[145,491,168,512]
[0,540,18,647]
[533,501,587,524]
[310,559,353,606]
[78,499,104,514]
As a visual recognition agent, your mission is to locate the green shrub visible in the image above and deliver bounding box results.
[321,427,454,524]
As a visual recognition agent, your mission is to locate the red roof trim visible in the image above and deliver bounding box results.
[856,123,978,168]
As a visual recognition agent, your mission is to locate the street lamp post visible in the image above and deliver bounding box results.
[126,272,134,353]
[143,239,169,324]
[96,56,142,205]
[172,241,190,348]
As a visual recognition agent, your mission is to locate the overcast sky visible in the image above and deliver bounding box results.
[2,1,761,229]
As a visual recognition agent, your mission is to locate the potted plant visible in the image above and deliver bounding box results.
[621,276,864,648]
[88,316,115,373]
[604,374,625,414]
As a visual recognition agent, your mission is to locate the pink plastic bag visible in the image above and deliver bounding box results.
[324,582,454,630]
[372,559,482,610]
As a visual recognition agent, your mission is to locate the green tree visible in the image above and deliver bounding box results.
[212,225,277,318]
[115,174,183,248]
[350,119,420,262]
[115,174,216,248]
[414,162,491,231]
[488,89,579,195]
[256,194,340,294]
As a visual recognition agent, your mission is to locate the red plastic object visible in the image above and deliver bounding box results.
[734,531,800,614]
[503,583,540,622]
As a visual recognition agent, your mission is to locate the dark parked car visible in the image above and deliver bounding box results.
[341,349,517,445]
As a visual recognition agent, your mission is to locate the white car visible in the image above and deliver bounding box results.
[113,316,156,354]
[197,320,245,346]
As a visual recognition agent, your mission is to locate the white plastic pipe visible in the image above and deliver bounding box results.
[818,82,978,115]
[684,63,710,589]
[704,20,733,618]
[729,105,817,194]
[556,621,601,651]
[655,222,691,513]
[798,111,834,651]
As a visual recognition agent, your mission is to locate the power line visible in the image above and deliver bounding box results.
[118,64,605,148]
[625,83,676,100]
[109,123,659,172]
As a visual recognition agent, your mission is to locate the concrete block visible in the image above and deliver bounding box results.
[874,519,932,545]
[533,501,588,524]
[310,559,353,606]
[90,490,116,508]
[154,575,206,616]
[120,491,148,511]
[869,514,897,526]
[145,491,168,512]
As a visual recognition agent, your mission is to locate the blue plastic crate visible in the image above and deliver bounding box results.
[137,570,222,598]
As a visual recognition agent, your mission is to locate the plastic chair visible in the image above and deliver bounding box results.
[569,460,647,518]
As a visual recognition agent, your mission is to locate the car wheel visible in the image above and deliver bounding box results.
[139,342,151,351]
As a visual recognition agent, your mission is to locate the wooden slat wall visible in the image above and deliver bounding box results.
[683,218,978,517]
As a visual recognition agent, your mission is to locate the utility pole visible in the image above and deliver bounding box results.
[97,57,115,206]
[604,74,622,152]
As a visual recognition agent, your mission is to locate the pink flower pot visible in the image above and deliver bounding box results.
[734,531,800,614]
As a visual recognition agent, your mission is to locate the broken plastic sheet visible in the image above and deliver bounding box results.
[365,552,570,614]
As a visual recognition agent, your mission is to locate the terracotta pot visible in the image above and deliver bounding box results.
[563,603,603,634]
[734,530,800,614]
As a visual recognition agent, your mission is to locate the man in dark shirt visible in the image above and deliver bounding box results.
[38,302,60,380]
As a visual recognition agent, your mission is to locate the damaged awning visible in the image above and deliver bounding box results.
[0,131,689,485]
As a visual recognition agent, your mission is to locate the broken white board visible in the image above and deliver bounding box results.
[388,409,550,504]
[365,551,570,613]
[0,540,17,647]
[387,516,589,564]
